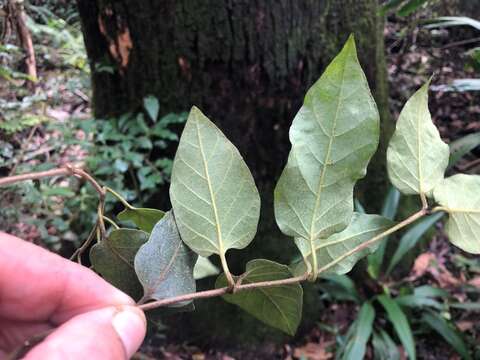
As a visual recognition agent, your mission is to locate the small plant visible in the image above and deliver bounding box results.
[2,35,480,358]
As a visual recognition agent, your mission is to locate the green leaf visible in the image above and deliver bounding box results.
[134,211,198,303]
[320,274,360,303]
[170,106,261,258]
[386,212,444,275]
[433,174,480,254]
[448,132,480,170]
[387,81,449,196]
[274,35,380,275]
[378,295,416,360]
[90,229,148,300]
[117,207,165,233]
[342,302,375,360]
[294,213,393,275]
[450,302,480,311]
[367,186,401,279]
[193,256,220,280]
[381,0,406,14]
[215,259,303,336]
[398,0,429,16]
[143,95,160,122]
[372,330,401,360]
[422,312,471,359]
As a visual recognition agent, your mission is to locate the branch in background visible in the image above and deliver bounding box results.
[0,166,105,198]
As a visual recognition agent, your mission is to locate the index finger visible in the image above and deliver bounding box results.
[0,232,134,325]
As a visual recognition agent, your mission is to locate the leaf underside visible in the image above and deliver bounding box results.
[90,229,148,300]
[274,35,380,273]
[387,81,449,196]
[134,211,198,303]
[293,213,394,276]
[215,259,303,336]
[170,106,261,258]
[193,256,220,280]
[433,174,480,254]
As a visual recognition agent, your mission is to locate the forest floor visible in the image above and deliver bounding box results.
[1,12,480,360]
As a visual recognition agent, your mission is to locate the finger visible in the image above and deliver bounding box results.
[0,232,133,324]
[0,319,51,353]
[25,306,146,360]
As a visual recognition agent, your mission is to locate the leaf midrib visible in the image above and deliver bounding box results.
[308,54,348,266]
[195,118,224,255]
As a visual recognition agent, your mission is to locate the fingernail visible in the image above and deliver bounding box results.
[112,307,146,358]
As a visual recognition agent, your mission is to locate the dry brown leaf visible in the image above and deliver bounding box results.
[293,342,333,360]
[456,320,474,332]
[410,252,436,279]
[468,277,480,288]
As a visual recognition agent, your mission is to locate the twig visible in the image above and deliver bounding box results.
[138,207,428,311]
[0,166,105,198]
[138,272,310,311]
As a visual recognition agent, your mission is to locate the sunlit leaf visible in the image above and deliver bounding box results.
[90,229,148,300]
[274,35,380,275]
[215,259,303,336]
[170,106,260,258]
[433,174,480,254]
[117,207,165,233]
[194,256,220,280]
[294,213,393,275]
[387,81,449,196]
[134,211,197,303]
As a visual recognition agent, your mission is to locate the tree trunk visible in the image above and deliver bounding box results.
[77,0,392,344]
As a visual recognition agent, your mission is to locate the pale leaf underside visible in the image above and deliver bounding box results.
[134,211,198,302]
[387,81,449,196]
[293,213,394,275]
[433,174,480,254]
[274,36,380,273]
[170,106,260,257]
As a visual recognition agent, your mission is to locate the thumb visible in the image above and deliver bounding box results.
[24,306,146,360]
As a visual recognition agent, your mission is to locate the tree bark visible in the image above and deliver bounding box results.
[77,0,392,344]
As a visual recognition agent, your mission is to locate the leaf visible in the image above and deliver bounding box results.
[90,229,148,300]
[447,132,480,170]
[386,212,444,275]
[215,259,303,336]
[397,0,429,16]
[426,16,480,31]
[293,213,393,275]
[143,95,160,122]
[422,312,471,359]
[193,256,220,280]
[342,302,375,360]
[134,211,198,303]
[274,35,380,275]
[372,330,401,360]
[387,81,449,196]
[433,174,480,254]
[381,0,406,14]
[320,274,360,303]
[367,186,401,279]
[378,295,416,360]
[170,106,260,257]
[117,207,165,233]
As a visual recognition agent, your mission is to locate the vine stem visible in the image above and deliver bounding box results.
[139,272,310,311]
[138,207,428,311]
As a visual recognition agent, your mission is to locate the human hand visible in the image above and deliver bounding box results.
[0,232,146,360]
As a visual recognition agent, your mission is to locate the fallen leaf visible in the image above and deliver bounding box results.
[293,341,333,360]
